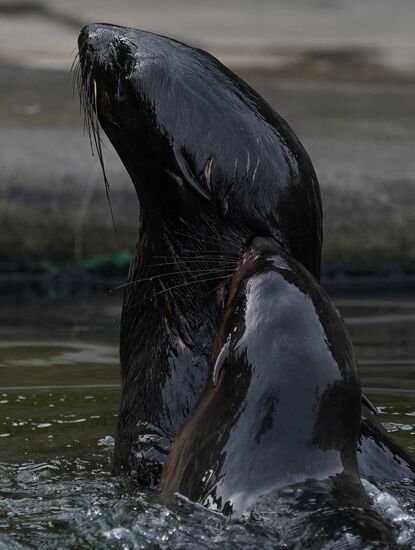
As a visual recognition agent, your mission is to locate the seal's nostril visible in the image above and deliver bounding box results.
[78,25,91,49]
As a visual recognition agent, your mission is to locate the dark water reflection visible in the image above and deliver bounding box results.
[0,294,414,547]
[339,296,415,453]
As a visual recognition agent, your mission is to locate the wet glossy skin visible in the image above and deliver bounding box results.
[77,23,321,483]
[77,24,322,274]
[161,238,362,514]
[77,24,415,490]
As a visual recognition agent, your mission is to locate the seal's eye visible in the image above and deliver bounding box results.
[116,39,135,79]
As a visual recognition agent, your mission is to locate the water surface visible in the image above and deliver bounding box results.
[0,294,414,548]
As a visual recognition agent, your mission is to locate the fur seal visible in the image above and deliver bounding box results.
[76,24,415,493]
[160,237,363,515]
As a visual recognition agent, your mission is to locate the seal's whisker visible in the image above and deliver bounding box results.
[186,269,233,280]
[146,260,237,268]
[77,59,117,230]
[71,58,80,98]
[116,273,232,321]
[176,229,244,258]
[84,110,95,155]
[150,260,237,268]
[109,266,234,293]
[202,216,224,238]
[152,255,239,260]
[83,107,95,155]
[78,60,96,156]
[204,279,231,298]
[180,249,240,256]
[74,65,80,90]
[92,79,116,231]
[96,134,113,154]
[173,231,221,246]
[111,273,233,324]
[70,52,79,73]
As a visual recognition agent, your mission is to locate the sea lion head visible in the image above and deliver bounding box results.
[77,24,322,277]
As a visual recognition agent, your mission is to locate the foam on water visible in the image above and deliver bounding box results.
[1,435,415,548]
[363,479,415,546]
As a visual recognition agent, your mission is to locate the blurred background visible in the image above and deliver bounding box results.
[1,0,414,288]
[0,3,415,546]
[0,2,414,394]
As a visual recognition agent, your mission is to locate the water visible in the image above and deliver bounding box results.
[0,294,414,548]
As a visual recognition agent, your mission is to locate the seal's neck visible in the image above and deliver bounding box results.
[123,215,245,355]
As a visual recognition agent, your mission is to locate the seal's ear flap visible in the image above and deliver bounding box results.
[173,145,211,201]
[212,338,230,386]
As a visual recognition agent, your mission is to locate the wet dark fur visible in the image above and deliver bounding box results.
[77,24,415,496]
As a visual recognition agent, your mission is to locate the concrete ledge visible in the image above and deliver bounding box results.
[0,65,414,276]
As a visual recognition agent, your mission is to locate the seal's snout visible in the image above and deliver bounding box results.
[78,23,121,54]
[78,23,140,83]
[78,25,91,50]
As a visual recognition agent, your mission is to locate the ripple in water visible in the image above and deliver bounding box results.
[1,452,415,548]
[0,297,414,548]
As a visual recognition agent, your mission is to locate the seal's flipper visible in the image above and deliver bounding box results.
[362,393,379,416]
[358,406,415,481]
[161,241,363,514]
